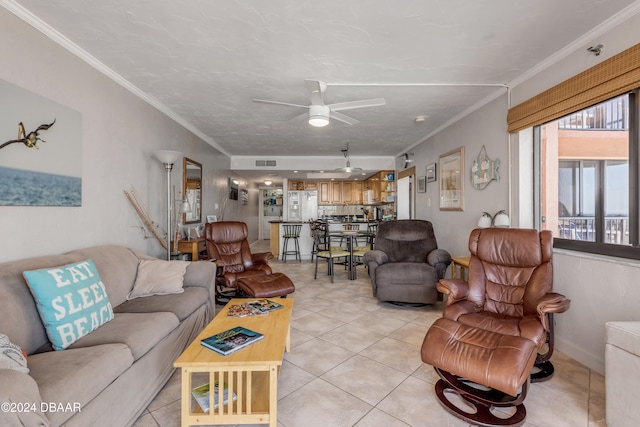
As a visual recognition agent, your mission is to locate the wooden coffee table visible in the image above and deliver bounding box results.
[174,298,293,427]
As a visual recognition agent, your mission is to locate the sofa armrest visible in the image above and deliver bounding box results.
[0,369,49,426]
[183,261,218,290]
[252,252,274,265]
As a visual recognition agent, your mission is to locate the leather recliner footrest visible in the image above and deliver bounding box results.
[421,318,538,397]
[237,272,295,298]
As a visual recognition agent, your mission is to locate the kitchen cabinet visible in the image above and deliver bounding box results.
[319,181,330,204]
[304,181,318,190]
[331,182,342,203]
[292,177,387,205]
[288,180,304,190]
[341,181,354,204]
[352,181,363,203]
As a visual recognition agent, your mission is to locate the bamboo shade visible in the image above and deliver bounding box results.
[507,43,640,133]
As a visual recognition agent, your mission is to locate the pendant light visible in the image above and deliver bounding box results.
[335,143,362,173]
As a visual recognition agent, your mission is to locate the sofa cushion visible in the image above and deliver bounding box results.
[0,369,48,426]
[68,312,179,361]
[115,286,209,321]
[28,343,133,426]
[23,259,115,350]
[127,259,190,300]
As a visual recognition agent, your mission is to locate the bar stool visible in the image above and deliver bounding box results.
[281,224,302,262]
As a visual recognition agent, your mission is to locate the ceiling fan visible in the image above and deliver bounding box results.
[252,80,386,127]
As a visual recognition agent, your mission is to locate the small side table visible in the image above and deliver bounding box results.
[451,256,470,280]
[177,238,206,261]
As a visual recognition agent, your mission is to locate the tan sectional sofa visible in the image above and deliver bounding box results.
[0,245,217,426]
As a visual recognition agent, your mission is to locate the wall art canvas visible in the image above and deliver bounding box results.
[0,79,82,206]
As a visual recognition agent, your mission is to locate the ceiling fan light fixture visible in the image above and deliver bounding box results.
[308,105,330,127]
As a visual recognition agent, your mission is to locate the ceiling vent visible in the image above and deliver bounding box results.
[255,159,277,167]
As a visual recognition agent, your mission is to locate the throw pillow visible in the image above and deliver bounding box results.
[23,259,114,351]
[126,259,189,300]
[0,333,29,374]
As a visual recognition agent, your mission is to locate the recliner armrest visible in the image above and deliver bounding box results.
[427,249,452,279]
[536,293,571,331]
[363,250,388,266]
[437,278,469,305]
[427,248,452,267]
[252,251,274,265]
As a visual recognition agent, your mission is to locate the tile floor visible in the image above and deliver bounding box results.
[133,240,606,427]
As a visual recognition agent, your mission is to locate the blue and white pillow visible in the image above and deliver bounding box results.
[23,259,114,350]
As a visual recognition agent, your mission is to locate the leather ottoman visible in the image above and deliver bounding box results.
[422,318,538,397]
[237,272,295,298]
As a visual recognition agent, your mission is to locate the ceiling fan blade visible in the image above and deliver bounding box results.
[253,99,309,109]
[289,111,309,122]
[328,98,386,111]
[304,79,325,105]
[330,111,359,125]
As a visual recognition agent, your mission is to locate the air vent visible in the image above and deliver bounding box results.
[255,160,277,167]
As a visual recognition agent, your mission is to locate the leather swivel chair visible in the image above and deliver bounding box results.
[362,220,451,305]
[205,221,273,301]
[421,228,570,426]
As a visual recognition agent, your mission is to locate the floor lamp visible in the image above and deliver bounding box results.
[153,150,183,260]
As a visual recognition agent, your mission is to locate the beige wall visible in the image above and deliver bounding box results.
[0,8,257,263]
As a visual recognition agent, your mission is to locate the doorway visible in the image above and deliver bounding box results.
[397,167,416,219]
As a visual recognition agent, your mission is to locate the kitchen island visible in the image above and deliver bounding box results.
[269,220,374,260]
[269,221,313,260]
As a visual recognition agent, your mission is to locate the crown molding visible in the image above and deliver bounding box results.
[508,0,640,89]
[0,0,231,157]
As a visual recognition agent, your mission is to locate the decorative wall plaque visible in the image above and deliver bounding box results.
[471,145,499,190]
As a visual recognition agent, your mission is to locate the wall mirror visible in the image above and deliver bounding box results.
[183,158,202,224]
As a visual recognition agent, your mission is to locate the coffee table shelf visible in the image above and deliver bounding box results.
[174,298,293,426]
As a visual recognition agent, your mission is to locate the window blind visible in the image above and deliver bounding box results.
[507,43,640,133]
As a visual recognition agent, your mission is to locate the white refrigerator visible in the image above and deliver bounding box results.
[287,191,318,222]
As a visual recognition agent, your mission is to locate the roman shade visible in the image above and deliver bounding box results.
[507,42,640,133]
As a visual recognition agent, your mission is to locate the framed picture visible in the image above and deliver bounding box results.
[439,147,464,211]
[417,176,426,193]
[426,163,437,182]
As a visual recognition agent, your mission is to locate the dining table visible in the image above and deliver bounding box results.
[329,229,374,280]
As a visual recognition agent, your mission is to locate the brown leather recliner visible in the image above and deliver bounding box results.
[421,228,570,427]
[205,221,273,299]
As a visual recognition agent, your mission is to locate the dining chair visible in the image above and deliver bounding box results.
[313,223,350,283]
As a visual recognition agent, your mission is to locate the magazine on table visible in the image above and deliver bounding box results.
[226,299,284,317]
[200,326,264,355]
[191,381,237,413]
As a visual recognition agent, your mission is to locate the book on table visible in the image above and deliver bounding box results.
[200,326,264,356]
[191,381,237,413]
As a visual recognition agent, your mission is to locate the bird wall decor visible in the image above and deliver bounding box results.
[0,119,56,151]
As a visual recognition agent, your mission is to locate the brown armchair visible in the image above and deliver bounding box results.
[205,221,273,301]
[362,220,451,305]
[421,228,570,426]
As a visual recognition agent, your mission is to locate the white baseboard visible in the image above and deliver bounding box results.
[555,337,605,375]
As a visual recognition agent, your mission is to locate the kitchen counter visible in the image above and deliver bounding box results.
[270,222,314,260]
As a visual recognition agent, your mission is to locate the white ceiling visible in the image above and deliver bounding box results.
[4,0,639,185]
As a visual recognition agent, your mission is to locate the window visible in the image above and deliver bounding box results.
[537,92,640,258]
